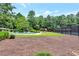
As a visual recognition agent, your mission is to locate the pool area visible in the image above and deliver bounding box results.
[14,32,42,35]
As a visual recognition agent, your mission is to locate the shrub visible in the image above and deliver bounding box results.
[30,29,37,32]
[34,52,51,56]
[4,31,9,38]
[0,31,9,41]
[29,27,37,32]
[0,33,5,40]
[9,34,15,39]
[29,27,40,33]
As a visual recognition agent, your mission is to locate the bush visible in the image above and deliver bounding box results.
[0,31,9,41]
[9,34,15,39]
[30,29,37,32]
[29,27,37,32]
[34,52,51,56]
[4,31,9,38]
[0,33,5,40]
[29,27,40,33]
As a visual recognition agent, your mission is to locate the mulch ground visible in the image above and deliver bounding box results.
[0,35,79,56]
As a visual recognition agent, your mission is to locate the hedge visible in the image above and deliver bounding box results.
[0,31,9,41]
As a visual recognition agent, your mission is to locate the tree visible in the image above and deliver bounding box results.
[27,10,37,29]
[38,15,44,28]
[67,14,77,26]
[76,12,79,24]
[0,3,15,28]
[37,15,47,30]
[15,13,29,32]
[46,15,52,31]
[50,16,58,30]
[0,4,79,32]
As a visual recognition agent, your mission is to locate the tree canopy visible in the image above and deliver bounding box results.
[0,3,79,32]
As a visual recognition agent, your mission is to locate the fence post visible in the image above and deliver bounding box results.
[69,25,72,35]
[78,25,79,36]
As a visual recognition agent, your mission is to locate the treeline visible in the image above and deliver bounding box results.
[0,3,79,32]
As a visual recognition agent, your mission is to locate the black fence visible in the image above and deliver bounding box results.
[55,25,79,36]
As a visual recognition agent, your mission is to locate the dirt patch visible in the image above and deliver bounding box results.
[0,35,79,56]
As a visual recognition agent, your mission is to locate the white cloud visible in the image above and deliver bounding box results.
[35,13,41,17]
[65,10,78,15]
[35,10,44,17]
[35,10,79,17]
[54,10,59,13]
[35,10,60,17]
[43,10,52,15]
[43,11,53,17]
[35,10,53,17]
[19,3,31,8]
[52,10,79,16]
[20,3,26,8]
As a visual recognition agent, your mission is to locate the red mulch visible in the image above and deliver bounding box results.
[0,35,79,56]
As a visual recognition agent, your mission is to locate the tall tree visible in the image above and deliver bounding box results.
[46,15,52,31]
[76,12,79,24]
[0,3,15,28]
[15,13,29,32]
[27,10,36,29]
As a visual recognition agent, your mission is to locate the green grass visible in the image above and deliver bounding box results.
[16,32,64,37]
[33,52,52,56]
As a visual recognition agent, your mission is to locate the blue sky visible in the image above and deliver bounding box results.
[12,3,79,17]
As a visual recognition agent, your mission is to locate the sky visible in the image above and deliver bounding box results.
[12,3,79,17]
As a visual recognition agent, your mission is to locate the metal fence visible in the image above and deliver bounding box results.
[55,25,79,36]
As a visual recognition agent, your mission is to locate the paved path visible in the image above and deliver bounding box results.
[0,35,79,56]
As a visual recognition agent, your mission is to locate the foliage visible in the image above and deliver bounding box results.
[29,27,37,32]
[0,3,15,29]
[0,3,79,33]
[34,52,51,56]
[27,10,35,27]
[15,13,29,32]
[9,34,15,39]
[0,31,9,40]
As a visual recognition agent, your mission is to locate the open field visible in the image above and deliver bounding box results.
[0,34,79,56]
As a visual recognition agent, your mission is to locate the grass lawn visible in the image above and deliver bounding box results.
[16,32,64,37]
